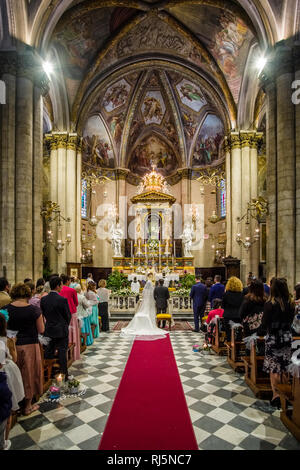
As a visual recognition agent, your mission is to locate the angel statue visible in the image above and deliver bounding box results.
[110,222,124,257]
[180,223,194,257]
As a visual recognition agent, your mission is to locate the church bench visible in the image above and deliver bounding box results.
[225,326,246,372]
[211,317,227,356]
[67,343,75,368]
[276,378,300,442]
[242,337,272,398]
[39,344,57,394]
[80,332,89,354]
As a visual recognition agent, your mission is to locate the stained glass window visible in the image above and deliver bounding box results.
[81,180,88,219]
[219,180,226,219]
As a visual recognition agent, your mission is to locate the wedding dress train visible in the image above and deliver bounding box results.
[120,280,168,341]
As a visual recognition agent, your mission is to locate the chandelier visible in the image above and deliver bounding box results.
[41,202,72,254]
[82,168,112,190]
[236,198,268,251]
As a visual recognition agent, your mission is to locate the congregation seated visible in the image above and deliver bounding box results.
[239,279,267,355]
[222,277,244,341]
[260,278,295,408]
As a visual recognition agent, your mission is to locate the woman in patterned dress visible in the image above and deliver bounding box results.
[260,278,295,408]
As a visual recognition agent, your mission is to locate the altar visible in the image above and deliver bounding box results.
[128,273,180,283]
[112,166,195,276]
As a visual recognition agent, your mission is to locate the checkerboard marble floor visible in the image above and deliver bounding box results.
[9,328,300,450]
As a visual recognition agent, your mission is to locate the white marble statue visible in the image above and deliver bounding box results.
[110,222,124,257]
[180,223,194,257]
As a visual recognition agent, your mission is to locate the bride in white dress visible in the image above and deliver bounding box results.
[120,274,168,341]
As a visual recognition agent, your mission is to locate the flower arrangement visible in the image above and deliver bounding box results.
[180,273,196,289]
[148,239,159,252]
[202,342,212,354]
[171,288,190,297]
[68,379,80,394]
[107,270,130,292]
[114,288,135,297]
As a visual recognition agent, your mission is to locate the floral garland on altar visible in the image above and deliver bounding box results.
[147,239,159,252]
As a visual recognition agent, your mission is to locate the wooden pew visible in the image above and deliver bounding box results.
[80,332,89,354]
[39,344,57,394]
[276,377,300,442]
[226,326,246,372]
[67,343,75,368]
[242,337,272,398]
[211,317,227,356]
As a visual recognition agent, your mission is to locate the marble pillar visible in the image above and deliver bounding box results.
[229,133,242,261]
[261,42,298,288]
[15,76,34,282]
[276,51,295,284]
[0,72,16,281]
[45,133,82,274]
[33,86,43,281]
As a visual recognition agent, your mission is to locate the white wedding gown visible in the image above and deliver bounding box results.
[120,281,168,341]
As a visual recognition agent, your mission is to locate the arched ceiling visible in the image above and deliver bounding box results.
[80,63,228,180]
[2,0,300,133]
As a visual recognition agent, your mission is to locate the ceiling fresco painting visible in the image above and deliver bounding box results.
[176,79,207,113]
[128,134,178,177]
[168,5,254,103]
[191,115,225,168]
[103,79,132,113]
[142,91,166,125]
[83,115,115,169]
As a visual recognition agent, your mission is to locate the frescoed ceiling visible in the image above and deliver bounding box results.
[82,66,226,180]
[44,0,279,182]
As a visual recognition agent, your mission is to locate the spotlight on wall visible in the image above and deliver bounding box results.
[256,56,267,75]
[43,61,54,77]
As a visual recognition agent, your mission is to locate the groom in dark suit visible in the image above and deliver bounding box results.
[154,279,170,328]
[190,277,208,332]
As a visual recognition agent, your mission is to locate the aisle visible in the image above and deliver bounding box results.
[99,335,198,450]
[7,329,300,450]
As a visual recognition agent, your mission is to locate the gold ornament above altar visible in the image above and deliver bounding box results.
[131,165,176,206]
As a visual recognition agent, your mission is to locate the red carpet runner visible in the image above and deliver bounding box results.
[99,335,198,450]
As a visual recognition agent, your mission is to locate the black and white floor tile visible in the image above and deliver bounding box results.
[8,328,300,451]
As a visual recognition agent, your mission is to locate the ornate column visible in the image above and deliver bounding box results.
[228,133,242,261]
[249,133,263,276]
[0,49,49,283]
[226,131,261,283]
[0,52,17,281]
[260,41,298,288]
[276,46,295,284]
[224,138,232,256]
[66,134,81,264]
[45,132,82,274]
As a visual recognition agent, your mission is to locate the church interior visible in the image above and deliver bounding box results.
[1,0,300,453]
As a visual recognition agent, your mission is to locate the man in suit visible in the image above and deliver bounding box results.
[208,275,225,308]
[190,277,208,332]
[41,276,71,379]
[154,279,170,328]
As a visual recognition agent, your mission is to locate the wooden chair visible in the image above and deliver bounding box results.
[211,317,227,355]
[80,333,89,354]
[67,343,75,368]
[276,377,300,442]
[242,337,272,398]
[226,326,246,372]
[39,344,57,394]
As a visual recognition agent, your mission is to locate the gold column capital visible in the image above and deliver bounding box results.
[67,133,82,151]
[229,133,241,150]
